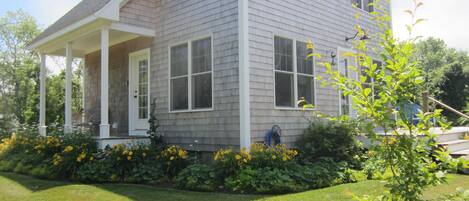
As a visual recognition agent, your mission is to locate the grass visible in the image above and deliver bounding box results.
[0,172,467,201]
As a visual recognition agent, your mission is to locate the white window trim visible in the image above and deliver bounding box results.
[337,47,358,117]
[272,35,317,111]
[128,48,151,136]
[352,0,374,13]
[168,34,214,113]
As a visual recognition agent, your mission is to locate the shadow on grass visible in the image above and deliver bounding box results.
[0,172,266,201]
[0,172,69,192]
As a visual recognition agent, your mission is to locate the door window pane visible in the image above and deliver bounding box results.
[192,73,212,109]
[171,44,188,77]
[297,41,314,75]
[171,77,188,110]
[275,72,294,107]
[192,38,212,74]
[138,59,148,119]
[298,75,314,105]
[274,36,293,72]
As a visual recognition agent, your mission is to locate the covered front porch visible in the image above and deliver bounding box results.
[29,3,154,146]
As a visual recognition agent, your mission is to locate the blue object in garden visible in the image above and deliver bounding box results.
[264,125,282,146]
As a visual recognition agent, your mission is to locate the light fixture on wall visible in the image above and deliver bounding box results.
[345,30,370,42]
[330,51,337,66]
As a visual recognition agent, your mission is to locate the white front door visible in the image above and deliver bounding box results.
[129,49,150,135]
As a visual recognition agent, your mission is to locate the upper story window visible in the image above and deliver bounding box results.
[352,0,374,12]
[170,37,213,112]
[274,36,315,108]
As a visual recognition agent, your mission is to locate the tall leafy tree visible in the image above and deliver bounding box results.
[414,37,469,122]
[0,10,83,132]
[0,10,41,126]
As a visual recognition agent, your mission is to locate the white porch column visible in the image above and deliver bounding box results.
[64,42,73,134]
[39,54,47,136]
[99,27,110,139]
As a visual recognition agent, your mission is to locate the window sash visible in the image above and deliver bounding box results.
[274,36,315,108]
[169,37,213,112]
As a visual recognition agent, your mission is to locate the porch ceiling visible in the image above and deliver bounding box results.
[35,21,155,58]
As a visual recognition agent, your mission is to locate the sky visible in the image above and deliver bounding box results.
[0,0,468,73]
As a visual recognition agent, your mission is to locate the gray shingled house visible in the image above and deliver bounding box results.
[29,0,390,150]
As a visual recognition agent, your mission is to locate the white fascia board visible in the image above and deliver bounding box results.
[28,15,99,50]
[238,0,251,149]
[110,22,155,37]
[28,0,120,51]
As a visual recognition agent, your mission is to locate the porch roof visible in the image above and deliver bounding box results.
[27,0,154,57]
[30,0,112,46]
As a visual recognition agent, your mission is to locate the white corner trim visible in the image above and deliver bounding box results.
[95,0,120,21]
[239,0,251,149]
[110,22,155,37]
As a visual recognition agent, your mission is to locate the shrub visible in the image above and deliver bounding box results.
[157,145,189,177]
[224,166,309,194]
[125,161,164,184]
[175,164,218,192]
[297,120,364,167]
[75,159,114,183]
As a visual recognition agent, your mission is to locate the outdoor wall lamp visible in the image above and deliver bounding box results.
[330,51,337,66]
[345,30,370,42]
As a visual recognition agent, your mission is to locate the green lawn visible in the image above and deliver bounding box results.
[0,172,467,201]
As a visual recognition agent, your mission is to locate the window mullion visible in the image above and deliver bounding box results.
[188,41,193,110]
[293,40,298,108]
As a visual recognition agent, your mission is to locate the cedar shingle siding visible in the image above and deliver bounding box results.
[82,0,389,150]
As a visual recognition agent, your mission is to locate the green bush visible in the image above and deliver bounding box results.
[297,120,364,167]
[175,164,218,192]
[224,166,309,194]
[74,160,114,183]
[125,161,164,184]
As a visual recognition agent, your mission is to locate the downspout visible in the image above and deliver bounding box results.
[238,0,251,149]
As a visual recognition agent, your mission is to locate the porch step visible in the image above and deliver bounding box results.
[450,149,469,160]
[439,139,469,153]
[433,127,468,142]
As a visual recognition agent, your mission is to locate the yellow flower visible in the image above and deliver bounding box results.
[235,154,241,160]
[64,145,74,153]
[90,156,94,161]
[127,156,132,160]
[76,152,87,163]
[272,155,277,160]
[170,156,175,161]
[282,156,288,161]
[128,151,133,156]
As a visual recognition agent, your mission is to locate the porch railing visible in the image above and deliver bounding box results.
[422,91,469,120]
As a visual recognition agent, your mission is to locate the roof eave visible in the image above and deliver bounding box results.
[28,0,120,51]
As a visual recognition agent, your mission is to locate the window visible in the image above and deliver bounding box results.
[274,36,315,108]
[138,59,149,119]
[170,37,212,111]
[352,0,374,12]
[339,57,352,116]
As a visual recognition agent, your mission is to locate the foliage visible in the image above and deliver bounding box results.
[175,164,218,192]
[157,145,189,177]
[0,10,41,126]
[414,37,469,123]
[0,10,83,132]
[436,188,469,201]
[224,166,309,194]
[147,98,164,148]
[297,120,364,168]
[0,126,96,179]
[309,0,460,200]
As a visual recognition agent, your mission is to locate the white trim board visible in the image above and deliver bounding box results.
[238,0,251,149]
